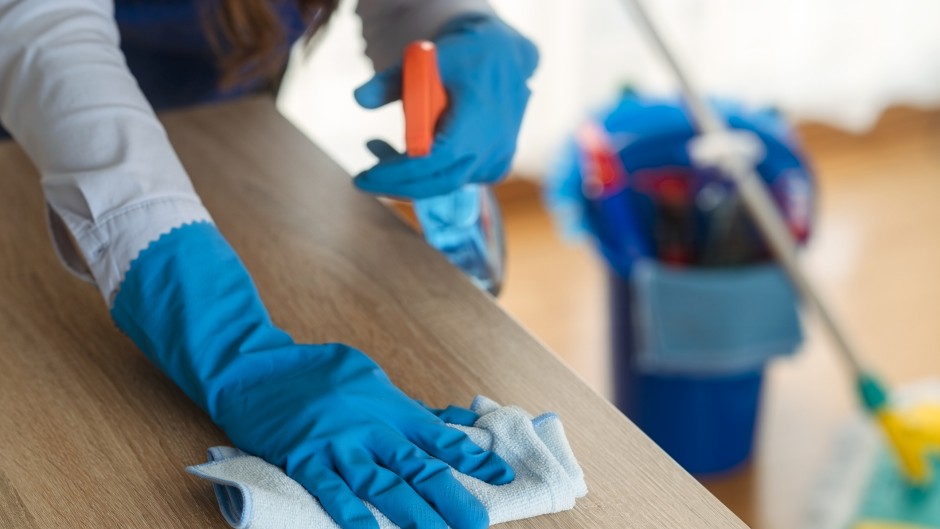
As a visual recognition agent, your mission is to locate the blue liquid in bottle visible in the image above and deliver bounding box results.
[415,184,505,295]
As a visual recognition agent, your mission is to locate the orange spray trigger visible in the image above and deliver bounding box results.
[403,41,448,157]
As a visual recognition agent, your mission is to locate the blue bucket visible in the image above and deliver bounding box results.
[610,271,764,474]
[545,91,812,475]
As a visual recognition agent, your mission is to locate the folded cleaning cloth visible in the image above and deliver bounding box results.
[631,259,803,375]
[187,396,588,529]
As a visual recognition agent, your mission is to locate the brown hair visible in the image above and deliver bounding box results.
[205,0,339,91]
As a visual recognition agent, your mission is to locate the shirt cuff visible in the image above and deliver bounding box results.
[359,0,496,71]
[49,196,213,305]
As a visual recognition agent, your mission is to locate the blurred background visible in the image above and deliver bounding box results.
[277,1,940,527]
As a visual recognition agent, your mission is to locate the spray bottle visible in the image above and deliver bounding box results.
[402,41,506,295]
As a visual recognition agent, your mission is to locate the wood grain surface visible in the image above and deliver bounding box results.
[0,97,746,528]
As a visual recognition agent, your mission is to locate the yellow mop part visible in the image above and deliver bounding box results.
[808,382,940,529]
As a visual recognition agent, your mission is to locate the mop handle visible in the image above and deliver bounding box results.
[618,0,865,377]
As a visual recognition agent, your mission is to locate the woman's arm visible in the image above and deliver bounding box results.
[0,0,211,303]
[356,0,496,70]
[1,6,515,528]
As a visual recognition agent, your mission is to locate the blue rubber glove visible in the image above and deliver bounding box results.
[110,222,514,529]
[353,15,539,199]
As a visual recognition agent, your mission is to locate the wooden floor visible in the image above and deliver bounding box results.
[495,107,940,529]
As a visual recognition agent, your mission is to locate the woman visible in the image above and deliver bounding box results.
[0,1,539,528]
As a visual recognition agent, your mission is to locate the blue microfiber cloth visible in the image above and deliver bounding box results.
[631,259,802,375]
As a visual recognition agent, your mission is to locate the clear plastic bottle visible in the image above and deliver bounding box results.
[415,184,505,295]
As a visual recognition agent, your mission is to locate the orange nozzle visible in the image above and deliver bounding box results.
[403,41,448,157]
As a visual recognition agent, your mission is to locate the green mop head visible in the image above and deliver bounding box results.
[807,381,940,529]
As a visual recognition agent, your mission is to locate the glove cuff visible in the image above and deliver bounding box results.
[435,15,540,79]
[110,221,293,417]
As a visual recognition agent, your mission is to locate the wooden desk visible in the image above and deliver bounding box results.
[0,98,745,528]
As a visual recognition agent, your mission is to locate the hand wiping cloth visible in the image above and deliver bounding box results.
[188,396,587,529]
[109,222,583,528]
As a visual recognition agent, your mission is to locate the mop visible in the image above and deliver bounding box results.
[807,381,940,529]
[617,1,940,527]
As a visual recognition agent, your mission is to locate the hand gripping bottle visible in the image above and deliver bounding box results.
[403,41,506,296]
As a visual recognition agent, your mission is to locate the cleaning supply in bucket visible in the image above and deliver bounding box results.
[619,0,934,487]
[404,41,506,295]
[547,92,811,475]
